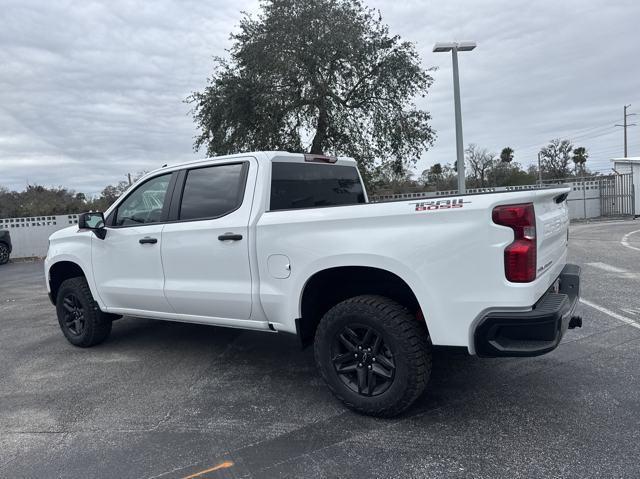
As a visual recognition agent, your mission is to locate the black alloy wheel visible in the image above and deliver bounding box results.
[61,293,86,336]
[332,325,396,397]
[314,295,431,417]
[55,276,112,347]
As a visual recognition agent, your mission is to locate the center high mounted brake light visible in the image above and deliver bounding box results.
[304,154,338,163]
[492,203,537,283]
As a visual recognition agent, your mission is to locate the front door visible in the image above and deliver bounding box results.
[92,172,175,314]
[161,160,255,320]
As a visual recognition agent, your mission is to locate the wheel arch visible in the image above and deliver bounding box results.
[48,260,90,305]
[297,264,430,347]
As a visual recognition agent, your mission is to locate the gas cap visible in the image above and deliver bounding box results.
[268,254,291,279]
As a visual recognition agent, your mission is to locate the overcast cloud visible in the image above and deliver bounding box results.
[0,0,638,195]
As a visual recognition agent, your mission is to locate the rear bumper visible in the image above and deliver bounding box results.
[474,264,581,357]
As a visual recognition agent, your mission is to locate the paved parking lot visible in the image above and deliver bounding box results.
[2,220,640,478]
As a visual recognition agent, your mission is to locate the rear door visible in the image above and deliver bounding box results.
[161,158,257,321]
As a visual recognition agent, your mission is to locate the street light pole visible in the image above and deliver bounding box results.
[537,152,542,185]
[433,41,476,194]
[451,47,465,193]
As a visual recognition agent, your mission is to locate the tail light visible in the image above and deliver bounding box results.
[492,203,537,282]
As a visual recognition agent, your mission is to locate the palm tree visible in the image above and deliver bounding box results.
[500,147,514,163]
[572,147,588,175]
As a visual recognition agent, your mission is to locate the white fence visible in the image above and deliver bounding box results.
[554,178,602,219]
[0,214,79,259]
[542,174,634,219]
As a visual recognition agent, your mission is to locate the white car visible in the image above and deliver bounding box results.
[45,151,581,416]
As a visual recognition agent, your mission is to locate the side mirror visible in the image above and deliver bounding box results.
[78,212,106,240]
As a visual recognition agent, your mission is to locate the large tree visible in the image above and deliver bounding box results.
[187,0,435,182]
[539,138,573,179]
[465,144,496,187]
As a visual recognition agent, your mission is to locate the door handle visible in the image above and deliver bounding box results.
[218,233,243,241]
[139,237,158,244]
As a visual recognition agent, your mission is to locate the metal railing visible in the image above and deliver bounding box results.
[370,184,553,203]
[540,174,634,218]
[370,173,635,219]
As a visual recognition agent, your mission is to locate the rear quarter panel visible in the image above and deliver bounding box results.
[256,188,570,350]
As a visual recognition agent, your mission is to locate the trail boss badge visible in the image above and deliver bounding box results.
[410,198,471,212]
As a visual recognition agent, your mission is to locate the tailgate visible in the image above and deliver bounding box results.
[533,188,570,279]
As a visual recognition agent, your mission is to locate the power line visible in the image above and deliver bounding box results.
[519,135,639,162]
[511,111,638,156]
[515,127,619,154]
[512,119,620,152]
[569,125,618,142]
[587,140,640,157]
[570,127,619,143]
[548,120,618,139]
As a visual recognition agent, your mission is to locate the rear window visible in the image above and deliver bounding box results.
[270,162,365,211]
[179,163,247,220]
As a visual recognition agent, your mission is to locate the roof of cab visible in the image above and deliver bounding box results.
[146,151,356,177]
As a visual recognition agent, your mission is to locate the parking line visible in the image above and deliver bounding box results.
[581,298,640,330]
[585,262,629,273]
[181,461,234,479]
[621,229,640,252]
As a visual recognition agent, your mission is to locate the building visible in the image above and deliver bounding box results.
[612,157,640,216]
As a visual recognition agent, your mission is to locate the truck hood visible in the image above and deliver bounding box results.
[49,224,79,241]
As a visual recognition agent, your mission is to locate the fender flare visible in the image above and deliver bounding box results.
[47,256,105,309]
[293,254,440,338]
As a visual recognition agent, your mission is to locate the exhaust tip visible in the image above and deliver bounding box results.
[568,315,582,329]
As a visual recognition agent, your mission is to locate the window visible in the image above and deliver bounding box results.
[179,163,247,221]
[114,174,172,227]
[270,162,365,211]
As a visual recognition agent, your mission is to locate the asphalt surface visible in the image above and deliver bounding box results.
[1,220,640,478]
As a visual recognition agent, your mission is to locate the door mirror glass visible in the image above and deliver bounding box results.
[79,212,105,229]
[79,212,106,239]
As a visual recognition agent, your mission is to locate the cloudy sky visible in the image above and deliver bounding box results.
[1,0,639,195]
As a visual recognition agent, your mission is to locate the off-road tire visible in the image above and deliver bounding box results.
[314,295,431,417]
[56,277,112,347]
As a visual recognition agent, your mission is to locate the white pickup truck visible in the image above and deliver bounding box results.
[45,151,581,416]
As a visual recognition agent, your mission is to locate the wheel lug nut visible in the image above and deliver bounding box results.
[372,358,376,362]
[354,353,358,358]
[368,365,372,370]
[358,363,362,367]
